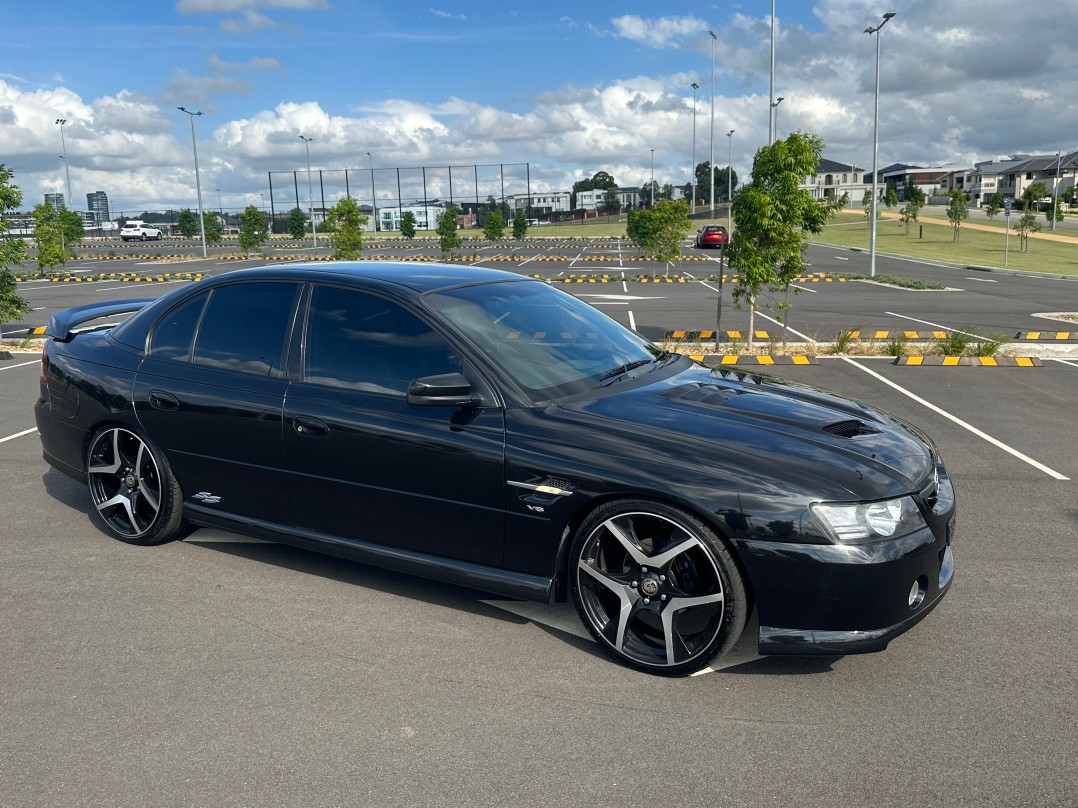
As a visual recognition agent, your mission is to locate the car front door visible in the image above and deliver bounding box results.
[282,283,506,566]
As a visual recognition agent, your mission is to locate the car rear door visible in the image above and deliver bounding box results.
[281,283,506,566]
[133,281,301,524]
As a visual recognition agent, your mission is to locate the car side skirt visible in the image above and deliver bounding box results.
[185,503,555,603]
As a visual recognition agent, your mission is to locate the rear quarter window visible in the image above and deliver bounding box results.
[191,282,300,376]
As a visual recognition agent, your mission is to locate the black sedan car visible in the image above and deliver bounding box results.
[35,263,955,675]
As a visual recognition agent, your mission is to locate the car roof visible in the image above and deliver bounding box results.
[204,261,531,294]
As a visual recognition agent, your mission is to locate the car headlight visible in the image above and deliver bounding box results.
[811,496,927,544]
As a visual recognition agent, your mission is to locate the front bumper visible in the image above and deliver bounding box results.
[759,545,953,654]
[736,512,956,656]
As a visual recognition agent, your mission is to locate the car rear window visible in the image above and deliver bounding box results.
[191,282,299,376]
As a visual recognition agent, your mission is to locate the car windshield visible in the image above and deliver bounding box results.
[425,280,664,401]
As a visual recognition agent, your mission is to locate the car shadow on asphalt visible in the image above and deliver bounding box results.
[42,468,845,676]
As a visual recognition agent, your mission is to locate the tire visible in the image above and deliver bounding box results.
[86,425,186,546]
[141,232,148,241]
[569,499,747,675]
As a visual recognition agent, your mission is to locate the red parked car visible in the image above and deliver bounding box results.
[695,225,728,248]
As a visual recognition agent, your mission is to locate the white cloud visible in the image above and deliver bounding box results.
[610,15,707,49]
[208,55,283,72]
[219,10,282,33]
[429,8,466,21]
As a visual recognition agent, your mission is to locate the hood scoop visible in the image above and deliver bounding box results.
[822,419,880,438]
[661,383,746,406]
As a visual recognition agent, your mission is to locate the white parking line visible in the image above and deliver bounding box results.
[1047,358,1078,369]
[694,280,817,343]
[838,356,1069,480]
[0,360,40,371]
[0,427,37,445]
[885,312,983,339]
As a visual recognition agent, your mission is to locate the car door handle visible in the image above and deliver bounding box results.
[148,390,179,411]
[293,416,329,437]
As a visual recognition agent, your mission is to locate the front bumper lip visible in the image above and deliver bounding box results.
[759,545,954,655]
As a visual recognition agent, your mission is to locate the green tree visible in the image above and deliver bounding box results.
[725,132,840,350]
[626,207,658,256]
[694,162,738,205]
[32,203,67,272]
[237,206,268,255]
[482,207,505,240]
[60,209,83,255]
[177,208,200,238]
[985,192,1002,221]
[437,205,461,255]
[946,190,969,242]
[400,211,417,239]
[287,207,308,240]
[884,181,898,209]
[324,196,369,259]
[512,210,528,240]
[1021,181,1048,211]
[601,187,621,214]
[862,187,873,224]
[1014,209,1040,252]
[202,212,224,244]
[590,171,617,189]
[649,199,692,265]
[1046,196,1064,225]
[0,165,31,324]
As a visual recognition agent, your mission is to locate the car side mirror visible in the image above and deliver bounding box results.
[406,373,476,407]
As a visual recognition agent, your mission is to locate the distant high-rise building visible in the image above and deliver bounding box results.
[86,191,110,223]
[45,193,65,211]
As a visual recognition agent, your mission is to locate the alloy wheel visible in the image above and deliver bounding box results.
[576,511,726,669]
[87,427,163,539]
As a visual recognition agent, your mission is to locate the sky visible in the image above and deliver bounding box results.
[2,0,1078,215]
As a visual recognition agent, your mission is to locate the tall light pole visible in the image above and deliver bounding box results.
[865,11,896,279]
[55,119,73,211]
[770,97,784,142]
[726,129,734,233]
[299,135,317,247]
[690,82,699,215]
[709,29,717,218]
[367,152,376,232]
[769,0,777,144]
[650,148,655,207]
[216,188,223,219]
[177,106,207,258]
[1052,151,1062,230]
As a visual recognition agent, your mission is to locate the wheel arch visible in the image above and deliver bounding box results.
[551,489,756,609]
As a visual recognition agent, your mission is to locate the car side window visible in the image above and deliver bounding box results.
[150,292,208,361]
[191,282,298,376]
[305,285,460,395]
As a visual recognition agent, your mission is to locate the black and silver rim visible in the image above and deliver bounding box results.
[577,511,725,669]
[88,428,163,538]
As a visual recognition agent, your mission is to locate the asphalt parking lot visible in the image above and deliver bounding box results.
[1,243,1076,807]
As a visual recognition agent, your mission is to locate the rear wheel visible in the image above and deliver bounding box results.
[570,499,747,675]
[86,426,185,545]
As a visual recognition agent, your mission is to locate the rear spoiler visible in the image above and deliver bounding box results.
[45,299,155,342]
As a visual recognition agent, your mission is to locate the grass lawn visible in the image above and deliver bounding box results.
[815,215,1078,276]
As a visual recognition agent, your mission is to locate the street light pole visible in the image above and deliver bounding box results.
[177,106,207,258]
[367,152,376,232]
[769,0,777,144]
[726,129,734,233]
[55,119,73,212]
[1052,151,1062,230]
[690,82,699,215]
[650,148,655,207]
[709,30,717,219]
[770,97,784,143]
[299,135,317,247]
[865,11,896,279]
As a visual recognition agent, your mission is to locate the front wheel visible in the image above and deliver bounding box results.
[86,425,186,545]
[570,499,747,675]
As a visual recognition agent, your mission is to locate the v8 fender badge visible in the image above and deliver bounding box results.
[192,492,221,504]
[526,505,545,513]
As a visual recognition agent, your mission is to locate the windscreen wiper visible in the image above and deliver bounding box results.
[598,358,655,386]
